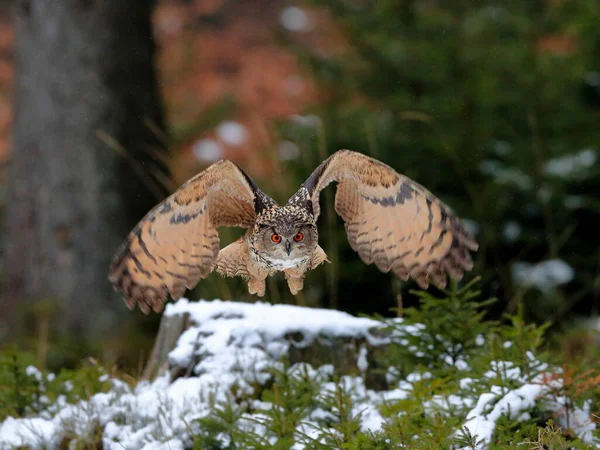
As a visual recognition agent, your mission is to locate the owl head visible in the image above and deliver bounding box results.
[252,206,318,260]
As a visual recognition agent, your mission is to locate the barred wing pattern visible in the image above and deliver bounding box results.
[109,160,258,313]
[302,150,478,289]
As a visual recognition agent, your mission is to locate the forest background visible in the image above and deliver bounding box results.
[0,0,599,374]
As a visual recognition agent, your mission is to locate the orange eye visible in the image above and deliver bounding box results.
[293,232,304,242]
[271,234,282,243]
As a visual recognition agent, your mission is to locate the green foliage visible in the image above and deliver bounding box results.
[454,426,485,450]
[378,277,498,378]
[0,349,39,420]
[183,284,600,448]
[279,0,600,322]
[192,400,244,450]
[519,420,593,450]
[262,366,319,444]
[0,348,112,422]
[3,285,599,448]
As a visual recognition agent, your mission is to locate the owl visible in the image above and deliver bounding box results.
[109,150,478,313]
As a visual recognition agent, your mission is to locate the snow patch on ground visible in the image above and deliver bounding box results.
[0,298,596,449]
[279,6,312,32]
[544,148,596,179]
[503,220,522,242]
[192,138,223,162]
[511,259,574,292]
[479,160,533,190]
[216,120,247,146]
[277,140,301,161]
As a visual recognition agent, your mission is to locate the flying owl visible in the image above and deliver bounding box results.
[109,150,478,313]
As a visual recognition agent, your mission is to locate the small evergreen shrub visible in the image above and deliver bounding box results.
[1,286,598,449]
[0,350,112,422]
[187,283,600,449]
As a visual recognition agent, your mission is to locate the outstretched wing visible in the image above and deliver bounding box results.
[300,149,478,289]
[109,160,260,313]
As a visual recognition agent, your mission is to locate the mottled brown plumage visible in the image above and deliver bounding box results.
[109,150,478,313]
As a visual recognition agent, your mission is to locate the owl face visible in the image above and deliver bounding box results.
[252,207,318,262]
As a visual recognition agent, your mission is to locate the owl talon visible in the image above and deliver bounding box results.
[287,277,304,295]
[248,278,266,297]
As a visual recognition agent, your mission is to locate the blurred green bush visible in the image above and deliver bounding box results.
[0,349,112,423]
[270,0,600,323]
[4,0,600,373]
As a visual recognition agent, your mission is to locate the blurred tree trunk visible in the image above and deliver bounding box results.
[1,0,169,348]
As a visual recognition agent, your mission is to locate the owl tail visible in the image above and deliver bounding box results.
[215,238,250,279]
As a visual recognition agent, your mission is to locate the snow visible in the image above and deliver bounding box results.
[284,75,305,96]
[192,138,223,162]
[460,373,595,449]
[479,160,533,190]
[0,417,57,448]
[586,71,600,86]
[216,120,248,146]
[165,299,386,394]
[0,299,384,449]
[503,221,521,243]
[277,140,301,161]
[566,195,586,209]
[489,140,511,156]
[548,398,596,443]
[544,148,596,178]
[279,7,312,32]
[1,298,596,449]
[290,114,321,128]
[26,365,42,380]
[462,219,480,237]
[357,345,369,374]
[511,259,574,293]
[166,299,382,362]
[462,384,541,448]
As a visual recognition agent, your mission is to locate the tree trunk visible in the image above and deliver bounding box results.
[1,0,169,346]
[143,304,390,390]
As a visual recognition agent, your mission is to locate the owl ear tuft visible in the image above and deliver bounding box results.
[254,190,278,215]
[297,199,314,215]
[232,162,279,214]
[286,187,314,215]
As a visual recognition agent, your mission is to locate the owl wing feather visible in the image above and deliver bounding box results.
[301,149,478,289]
[109,160,259,313]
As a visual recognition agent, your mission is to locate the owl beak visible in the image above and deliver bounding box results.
[285,240,292,255]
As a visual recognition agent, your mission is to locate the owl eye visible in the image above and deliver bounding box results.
[271,234,282,243]
[293,232,304,242]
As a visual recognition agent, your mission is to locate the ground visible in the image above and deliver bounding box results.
[0,297,597,449]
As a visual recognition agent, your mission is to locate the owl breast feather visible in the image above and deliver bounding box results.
[262,255,310,270]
